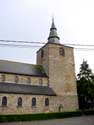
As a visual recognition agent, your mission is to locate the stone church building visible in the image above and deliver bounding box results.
[0,20,78,114]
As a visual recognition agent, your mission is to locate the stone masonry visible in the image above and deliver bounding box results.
[0,19,78,114]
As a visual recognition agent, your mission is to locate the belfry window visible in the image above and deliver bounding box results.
[32,97,36,107]
[45,98,49,106]
[59,47,65,56]
[17,97,22,107]
[2,96,7,107]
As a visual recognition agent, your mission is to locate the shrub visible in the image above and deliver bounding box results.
[0,111,82,122]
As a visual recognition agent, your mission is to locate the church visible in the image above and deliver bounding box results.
[0,20,78,114]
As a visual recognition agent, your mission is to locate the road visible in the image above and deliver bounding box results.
[0,115,94,125]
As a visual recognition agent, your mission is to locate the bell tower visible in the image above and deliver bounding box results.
[37,19,78,101]
[37,19,78,110]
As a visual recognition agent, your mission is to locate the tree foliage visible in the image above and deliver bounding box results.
[77,60,94,109]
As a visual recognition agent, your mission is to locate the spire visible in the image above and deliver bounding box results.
[48,18,60,44]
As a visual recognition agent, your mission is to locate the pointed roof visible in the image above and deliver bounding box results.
[48,18,60,44]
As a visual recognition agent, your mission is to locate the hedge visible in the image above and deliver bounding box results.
[0,110,94,123]
[0,111,82,122]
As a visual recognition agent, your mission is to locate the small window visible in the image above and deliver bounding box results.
[39,78,43,85]
[45,98,49,106]
[41,50,44,58]
[32,97,36,107]
[15,75,19,83]
[1,74,5,82]
[59,104,63,112]
[59,48,65,56]
[27,77,31,84]
[2,96,7,107]
[17,97,22,107]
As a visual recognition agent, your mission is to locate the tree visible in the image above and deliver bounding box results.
[77,60,94,109]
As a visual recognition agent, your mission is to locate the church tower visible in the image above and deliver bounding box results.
[37,19,78,111]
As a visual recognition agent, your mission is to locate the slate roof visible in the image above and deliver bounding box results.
[48,18,60,44]
[0,83,56,96]
[0,60,47,77]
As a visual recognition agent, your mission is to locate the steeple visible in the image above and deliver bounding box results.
[48,18,60,44]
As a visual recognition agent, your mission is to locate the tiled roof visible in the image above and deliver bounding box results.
[0,83,56,96]
[0,60,47,77]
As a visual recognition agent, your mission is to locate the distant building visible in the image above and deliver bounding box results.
[0,19,78,114]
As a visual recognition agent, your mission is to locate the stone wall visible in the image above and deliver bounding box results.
[0,73,48,86]
[37,43,78,111]
[0,93,56,114]
[37,45,49,76]
[0,93,78,114]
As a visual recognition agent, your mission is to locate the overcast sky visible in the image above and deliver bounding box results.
[0,0,94,74]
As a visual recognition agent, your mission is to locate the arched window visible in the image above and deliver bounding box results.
[17,97,22,107]
[27,77,31,84]
[1,74,5,82]
[45,98,49,106]
[39,78,43,85]
[15,75,19,83]
[32,97,36,107]
[59,104,63,112]
[2,96,7,107]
